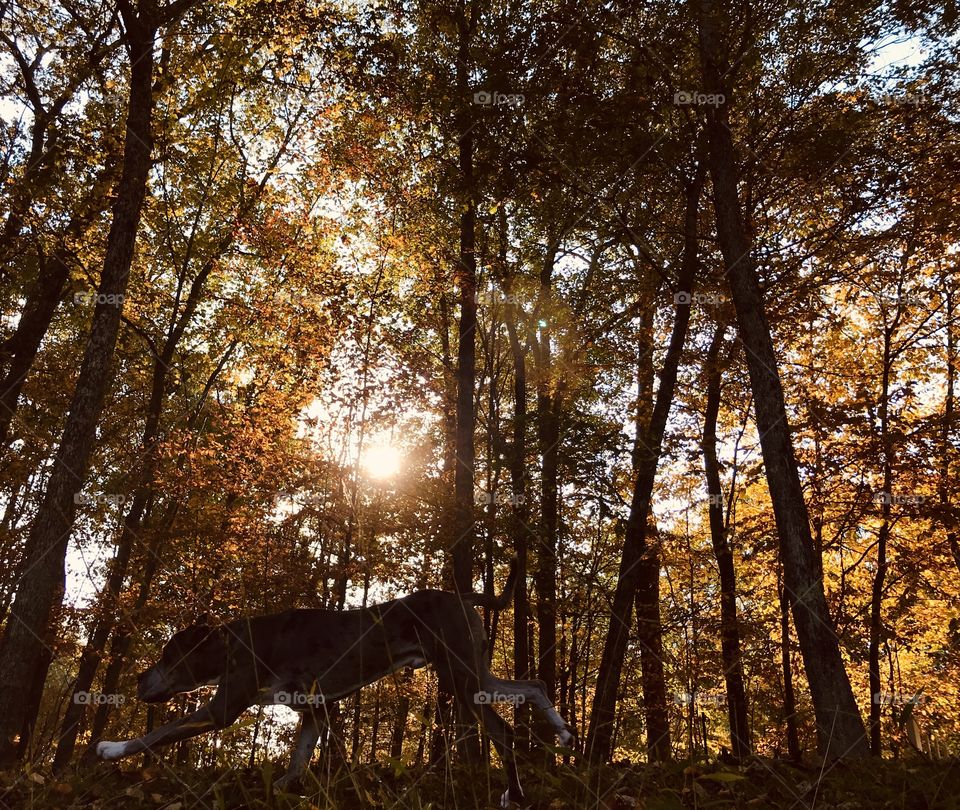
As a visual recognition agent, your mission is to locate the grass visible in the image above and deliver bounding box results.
[1,756,959,809]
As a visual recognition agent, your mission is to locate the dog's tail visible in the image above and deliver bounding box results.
[463,557,519,611]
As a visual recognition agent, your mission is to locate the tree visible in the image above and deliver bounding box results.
[0,0,199,763]
[587,159,703,764]
[0,1,121,448]
[694,0,869,760]
[702,323,750,759]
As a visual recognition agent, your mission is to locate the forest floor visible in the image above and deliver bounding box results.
[2,755,958,809]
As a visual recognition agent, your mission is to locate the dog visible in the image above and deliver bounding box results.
[96,559,574,807]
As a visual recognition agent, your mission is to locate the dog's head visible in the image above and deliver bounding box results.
[137,619,226,703]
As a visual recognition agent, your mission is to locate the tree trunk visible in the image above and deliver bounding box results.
[54,343,170,768]
[534,245,559,729]
[778,567,801,761]
[0,163,118,451]
[633,271,671,762]
[586,163,702,764]
[390,692,409,759]
[85,502,181,751]
[505,287,532,751]
[702,324,750,759]
[451,1,477,596]
[635,535,671,761]
[695,0,869,760]
[0,15,157,764]
[869,322,896,754]
[369,683,382,763]
[939,280,960,575]
[451,0,480,763]
[0,254,70,448]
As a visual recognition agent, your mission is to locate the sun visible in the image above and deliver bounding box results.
[361,442,403,479]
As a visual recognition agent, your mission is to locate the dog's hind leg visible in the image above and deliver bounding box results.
[275,711,323,791]
[479,704,525,809]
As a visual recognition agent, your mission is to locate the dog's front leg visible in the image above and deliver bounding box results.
[274,711,323,791]
[97,675,254,761]
[96,704,220,760]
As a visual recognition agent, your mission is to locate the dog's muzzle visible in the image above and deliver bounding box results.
[137,668,172,703]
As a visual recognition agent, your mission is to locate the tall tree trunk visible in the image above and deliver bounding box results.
[702,324,750,759]
[635,534,671,761]
[869,320,897,754]
[0,13,157,763]
[586,164,703,763]
[0,257,68,447]
[778,566,801,761]
[534,245,559,730]
[451,0,480,762]
[938,279,960,574]
[633,271,671,762]
[451,0,477,595]
[369,683,382,763]
[505,283,532,752]
[0,164,117,450]
[695,0,869,760]
[53,351,170,768]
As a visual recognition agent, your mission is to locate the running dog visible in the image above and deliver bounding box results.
[96,559,574,806]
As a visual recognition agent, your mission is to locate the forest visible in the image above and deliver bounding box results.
[0,0,959,807]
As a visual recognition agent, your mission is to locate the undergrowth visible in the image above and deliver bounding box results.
[2,756,958,809]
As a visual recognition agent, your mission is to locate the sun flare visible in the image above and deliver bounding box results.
[361,442,403,479]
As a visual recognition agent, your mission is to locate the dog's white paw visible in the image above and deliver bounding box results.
[558,728,575,747]
[96,741,128,760]
[500,789,511,808]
